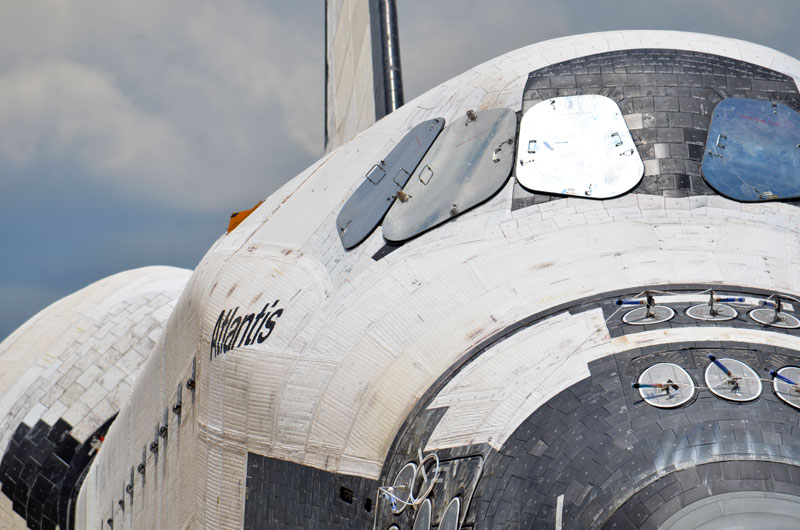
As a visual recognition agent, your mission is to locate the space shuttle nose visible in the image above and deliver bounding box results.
[5,26,800,530]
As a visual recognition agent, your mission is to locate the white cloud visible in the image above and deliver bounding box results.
[0,0,797,213]
[0,61,187,172]
[0,1,323,211]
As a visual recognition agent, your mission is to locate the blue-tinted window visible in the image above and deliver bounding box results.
[703,98,800,202]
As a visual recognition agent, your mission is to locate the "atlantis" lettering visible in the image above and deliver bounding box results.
[210,300,284,360]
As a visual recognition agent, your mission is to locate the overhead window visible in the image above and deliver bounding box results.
[702,98,800,202]
[516,95,643,198]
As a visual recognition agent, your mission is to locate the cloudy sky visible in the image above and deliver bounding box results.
[2,1,799,341]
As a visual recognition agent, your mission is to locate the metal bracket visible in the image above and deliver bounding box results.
[493,138,513,163]
[173,382,183,425]
[418,165,434,185]
[366,163,386,184]
[126,467,134,500]
[393,189,411,202]
[158,408,168,444]
[150,426,159,454]
[715,134,727,149]
[611,131,623,147]
[187,357,196,403]
[392,168,410,187]
[138,446,147,487]
[465,109,477,125]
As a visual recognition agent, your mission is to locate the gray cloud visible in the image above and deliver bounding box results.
[398,1,800,100]
[0,0,323,211]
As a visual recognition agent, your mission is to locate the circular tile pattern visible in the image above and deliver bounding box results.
[686,303,737,321]
[622,306,675,325]
[749,308,800,328]
[637,363,695,408]
[773,367,800,409]
[705,357,762,402]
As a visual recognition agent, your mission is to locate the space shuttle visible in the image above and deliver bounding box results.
[4,1,800,528]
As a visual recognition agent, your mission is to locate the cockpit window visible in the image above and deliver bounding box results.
[702,98,800,202]
[516,95,644,199]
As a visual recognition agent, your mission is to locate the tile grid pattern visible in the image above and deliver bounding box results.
[512,49,800,209]
[243,453,377,529]
[605,460,800,529]
[468,341,800,529]
[0,416,115,530]
[1,291,173,454]
[0,268,187,529]
[374,285,800,530]
[602,298,800,340]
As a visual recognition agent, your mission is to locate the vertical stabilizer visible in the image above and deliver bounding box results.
[325,0,404,152]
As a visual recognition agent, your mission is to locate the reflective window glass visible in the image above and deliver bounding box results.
[703,98,800,202]
[516,95,643,198]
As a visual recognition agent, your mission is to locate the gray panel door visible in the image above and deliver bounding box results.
[383,108,516,242]
[336,118,444,249]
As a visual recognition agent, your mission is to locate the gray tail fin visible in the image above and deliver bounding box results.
[324,0,404,152]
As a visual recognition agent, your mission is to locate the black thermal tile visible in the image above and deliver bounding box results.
[12,424,31,444]
[631,97,655,113]
[656,128,684,144]
[1,477,15,499]
[677,74,703,87]
[26,496,43,522]
[28,422,50,444]
[642,112,670,128]
[691,113,710,129]
[19,461,40,489]
[551,75,577,89]
[653,96,680,112]
[29,439,55,467]
[668,112,694,129]
[53,436,80,464]
[47,419,73,444]
[30,475,53,503]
